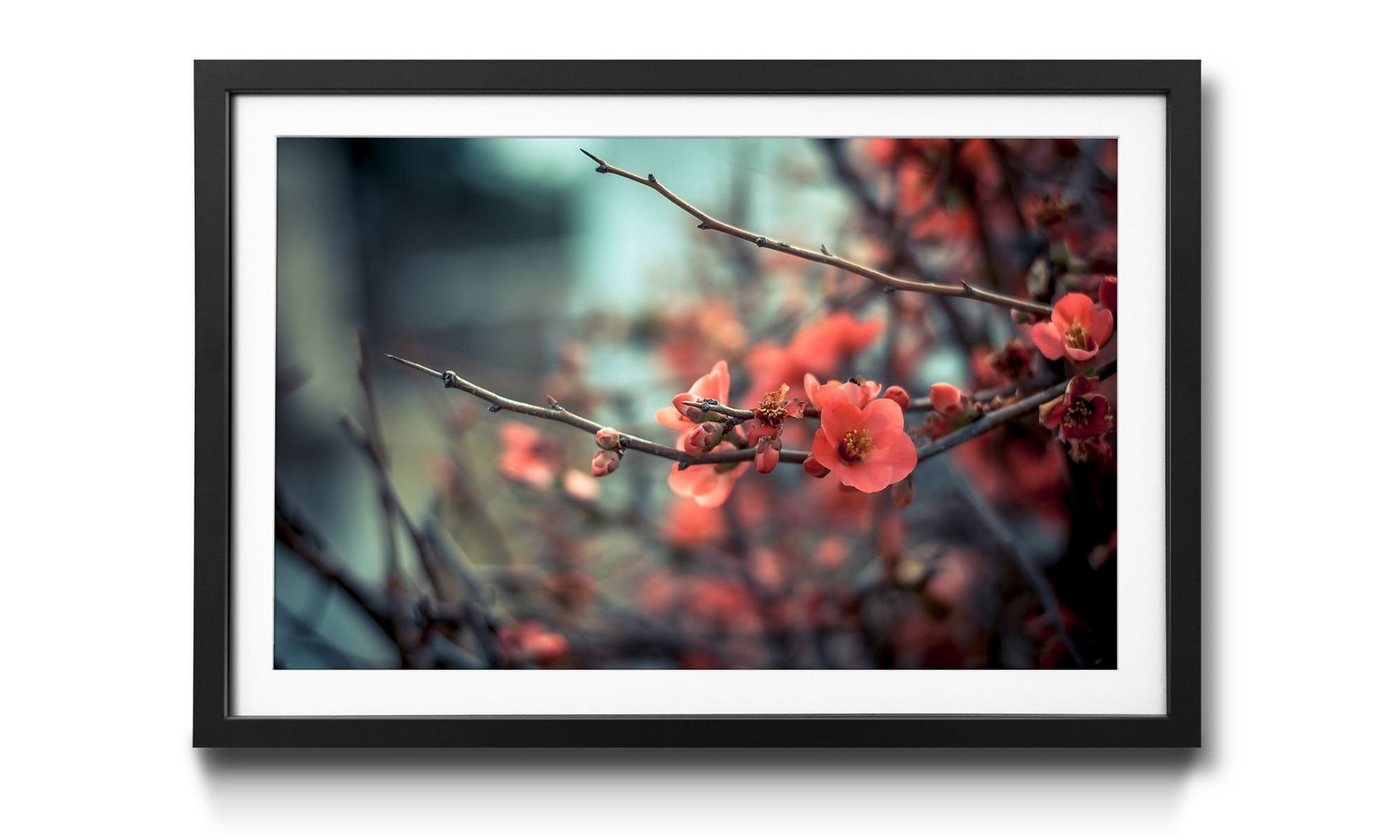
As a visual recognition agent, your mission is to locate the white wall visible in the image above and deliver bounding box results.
[2,3,1396,837]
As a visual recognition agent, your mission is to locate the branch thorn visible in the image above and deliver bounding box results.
[579,148,606,168]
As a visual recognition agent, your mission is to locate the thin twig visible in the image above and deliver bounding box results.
[580,149,1053,318]
[337,420,508,663]
[816,139,978,348]
[385,353,808,466]
[355,332,403,582]
[941,461,1085,667]
[339,414,452,598]
[273,483,398,645]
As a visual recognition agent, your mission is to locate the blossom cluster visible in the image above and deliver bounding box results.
[651,357,920,507]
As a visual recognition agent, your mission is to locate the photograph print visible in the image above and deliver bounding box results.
[273,136,1120,671]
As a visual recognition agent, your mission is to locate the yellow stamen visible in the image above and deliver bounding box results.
[841,429,875,462]
[754,385,791,426]
[1064,319,1089,350]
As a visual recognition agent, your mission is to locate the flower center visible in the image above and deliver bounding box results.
[1062,398,1094,429]
[1064,319,1089,350]
[755,396,787,426]
[840,429,875,462]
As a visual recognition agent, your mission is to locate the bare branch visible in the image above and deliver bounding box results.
[385,354,809,466]
[355,332,402,582]
[339,414,452,598]
[941,462,1085,667]
[273,483,398,645]
[581,148,1053,318]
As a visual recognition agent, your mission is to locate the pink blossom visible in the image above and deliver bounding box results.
[810,398,918,494]
[1030,293,1115,362]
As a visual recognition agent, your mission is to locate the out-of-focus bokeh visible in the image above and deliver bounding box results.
[275,137,1118,670]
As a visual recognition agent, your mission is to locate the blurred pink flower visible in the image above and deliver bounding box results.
[744,312,883,403]
[500,620,568,667]
[562,468,600,501]
[667,447,749,507]
[498,421,558,490]
[664,496,727,547]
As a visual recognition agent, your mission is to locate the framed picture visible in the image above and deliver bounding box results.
[194,60,1200,747]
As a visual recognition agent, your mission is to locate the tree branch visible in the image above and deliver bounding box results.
[683,376,1050,421]
[941,461,1084,667]
[355,331,403,583]
[916,361,1116,461]
[387,353,1116,472]
[580,148,1053,318]
[815,138,978,348]
[385,353,808,466]
[273,483,399,645]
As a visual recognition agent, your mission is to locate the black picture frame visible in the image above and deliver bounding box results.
[194,59,1201,748]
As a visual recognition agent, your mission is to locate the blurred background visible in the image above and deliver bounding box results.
[274,136,1118,670]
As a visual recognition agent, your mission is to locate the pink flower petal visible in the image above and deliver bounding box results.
[810,428,840,472]
[655,407,691,431]
[818,400,863,443]
[860,398,907,436]
[1053,293,1097,333]
[864,432,917,479]
[1030,322,1065,360]
[802,372,824,408]
[1064,344,1099,363]
[1092,308,1115,346]
[689,360,731,404]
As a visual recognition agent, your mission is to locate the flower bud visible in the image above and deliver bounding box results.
[683,421,726,455]
[802,455,830,478]
[892,475,915,508]
[755,436,780,474]
[883,385,910,410]
[590,449,621,477]
[1098,275,1117,316]
[672,392,706,422]
[746,422,779,447]
[594,426,622,450]
[929,383,965,417]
